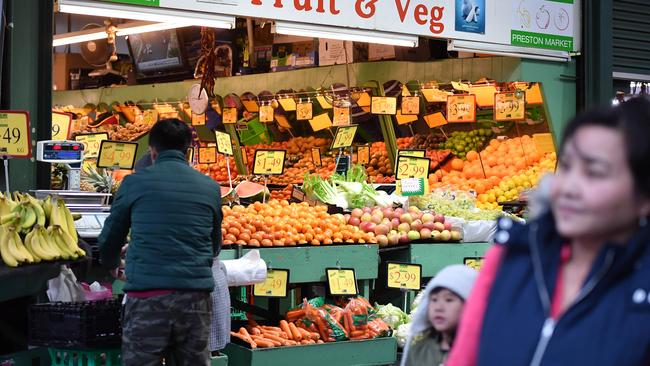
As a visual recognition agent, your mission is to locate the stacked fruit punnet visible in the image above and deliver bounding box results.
[0,193,84,267]
[221,200,377,247]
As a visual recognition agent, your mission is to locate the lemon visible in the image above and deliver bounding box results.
[497,195,507,203]
[487,193,497,203]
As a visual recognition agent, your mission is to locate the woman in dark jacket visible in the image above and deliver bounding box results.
[447,98,650,366]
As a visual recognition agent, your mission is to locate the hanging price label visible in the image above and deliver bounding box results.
[276,115,292,129]
[333,107,351,126]
[311,147,322,167]
[401,96,420,115]
[326,268,358,295]
[533,133,555,154]
[422,88,451,103]
[198,147,217,164]
[371,96,397,115]
[386,262,422,290]
[215,130,233,156]
[309,113,332,132]
[395,110,419,125]
[51,112,72,140]
[494,92,526,121]
[242,100,259,113]
[447,95,477,123]
[515,82,544,105]
[74,132,108,159]
[331,125,358,149]
[464,257,484,271]
[191,113,206,126]
[253,149,286,175]
[396,156,430,180]
[259,105,274,123]
[357,145,370,165]
[96,141,138,169]
[424,112,448,128]
[316,96,333,109]
[397,149,426,158]
[469,85,498,108]
[0,111,31,158]
[297,102,313,120]
[278,98,297,111]
[253,269,290,298]
[223,108,238,124]
[356,92,371,108]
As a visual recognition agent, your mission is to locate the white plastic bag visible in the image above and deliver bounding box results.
[462,220,498,243]
[47,266,86,302]
[220,249,267,287]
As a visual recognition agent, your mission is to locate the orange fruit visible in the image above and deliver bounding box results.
[466,150,479,162]
[451,158,465,171]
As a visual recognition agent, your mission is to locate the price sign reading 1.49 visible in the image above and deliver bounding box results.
[447,95,477,123]
[0,111,31,158]
[396,156,430,180]
[494,92,526,122]
[386,262,422,290]
[326,268,358,296]
[96,141,138,170]
[74,132,108,159]
[253,269,290,298]
[253,149,286,175]
[331,125,358,150]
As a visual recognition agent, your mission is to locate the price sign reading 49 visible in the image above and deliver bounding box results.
[253,269,290,298]
[0,111,31,158]
[326,268,358,296]
[386,262,422,290]
[51,112,72,140]
[396,156,430,180]
[96,141,138,170]
[253,149,286,175]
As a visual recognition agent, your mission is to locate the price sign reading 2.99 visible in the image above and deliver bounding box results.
[396,156,430,180]
[326,268,358,296]
[253,269,290,298]
[74,133,108,159]
[386,262,422,290]
[331,125,358,150]
[253,149,286,175]
[0,111,31,158]
[96,140,138,170]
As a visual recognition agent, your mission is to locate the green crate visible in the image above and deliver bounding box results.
[231,286,247,320]
[48,348,121,366]
[238,118,272,146]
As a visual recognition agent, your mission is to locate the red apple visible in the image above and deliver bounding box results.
[376,234,389,247]
[349,217,361,227]
[407,230,421,241]
[374,224,390,236]
[382,207,394,219]
[434,214,446,223]
[361,213,373,222]
[398,223,411,233]
[432,230,442,241]
[400,213,414,224]
[411,219,423,231]
[391,218,401,229]
[420,228,432,240]
[399,233,410,244]
[433,222,445,232]
[444,222,453,231]
[387,232,400,246]
[371,213,383,224]
[362,207,372,214]
[351,208,363,218]
[394,207,405,217]
[423,221,436,231]
[421,213,435,223]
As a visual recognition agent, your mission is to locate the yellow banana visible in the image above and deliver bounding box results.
[56,226,84,257]
[19,202,37,230]
[0,212,19,225]
[29,227,56,261]
[13,230,34,263]
[48,200,62,229]
[48,227,75,260]
[37,227,61,260]
[62,204,78,244]
[23,229,42,263]
[0,226,18,267]
[42,196,52,222]
[26,197,46,227]
[5,227,28,263]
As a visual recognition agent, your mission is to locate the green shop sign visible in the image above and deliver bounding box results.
[511,30,573,52]
[103,0,159,6]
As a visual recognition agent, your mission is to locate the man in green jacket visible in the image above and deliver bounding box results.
[99,118,222,366]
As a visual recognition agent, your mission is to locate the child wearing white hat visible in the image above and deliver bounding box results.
[401,264,478,366]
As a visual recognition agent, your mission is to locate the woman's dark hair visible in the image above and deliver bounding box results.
[560,97,650,197]
[148,118,192,152]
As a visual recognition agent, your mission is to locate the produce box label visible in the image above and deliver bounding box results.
[396,155,430,180]
[495,92,526,121]
[278,98,296,111]
[75,132,108,159]
[464,257,484,271]
[97,140,138,170]
[223,108,238,124]
[52,112,72,140]
[397,149,426,158]
[0,111,31,158]
[386,262,422,290]
[326,268,358,295]
[424,112,448,128]
[191,113,206,126]
[259,104,274,123]
[396,110,419,125]
[253,269,289,298]
[311,147,322,167]
[198,147,217,164]
[296,102,313,120]
[357,145,370,165]
[333,106,351,126]
[253,149,286,175]
[309,113,332,132]
[371,96,397,115]
[215,130,233,156]
[447,95,476,123]
[401,96,420,115]
[331,125,358,149]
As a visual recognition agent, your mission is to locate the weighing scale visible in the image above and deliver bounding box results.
[33,140,112,242]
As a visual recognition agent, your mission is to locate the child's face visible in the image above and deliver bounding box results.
[428,288,464,334]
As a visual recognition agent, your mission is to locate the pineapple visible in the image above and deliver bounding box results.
[82,165,119,194]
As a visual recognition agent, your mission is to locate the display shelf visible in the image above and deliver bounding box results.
[0,262,63,302]
[223,337,397,366]
[211,354,229,366]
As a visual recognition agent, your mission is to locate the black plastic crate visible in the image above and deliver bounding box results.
[29,299,122,349]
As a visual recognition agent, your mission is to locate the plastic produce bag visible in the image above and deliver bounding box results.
[81,281,113,301]
[462,219,498,242]
[220,249,267,286]
[47,266,85,302]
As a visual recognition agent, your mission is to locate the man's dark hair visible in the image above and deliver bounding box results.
[148,118,192,152]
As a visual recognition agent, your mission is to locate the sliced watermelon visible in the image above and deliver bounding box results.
[220,186,238,205]
[235,181,270,204]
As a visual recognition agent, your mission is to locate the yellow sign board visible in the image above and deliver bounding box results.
[278,98,297,111]
[386,262,422,290]
[52,112,72,140]
[396,155,430,180]
[424,112,448,128]
[371,96,397,115]
[357,145,370,165]
[253,269,290,298]
[242,100,259,113]
[0,111,31,158]
[495,92,526,121]
[326,268,358,295]
[215,131,233,156]
[198,147,217,164]
[96,141,138,169]
[356,92,371,107]
[469,85,498,108]
[331,125,358,149]
[422,88,451,103]
[253,149,286,175]
[74,132,108,159]
[398,149,426,158]
[296,102,313,120]
[447,95,477,123]
[223,108,238,124]
[396,110,419,125]
[191,113,206,126]
[309,113,332,132]
[316,96,332,109]
[333,107,351,126]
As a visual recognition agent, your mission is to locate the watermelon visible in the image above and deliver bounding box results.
[221,186,238,205]
[235,181,270,204]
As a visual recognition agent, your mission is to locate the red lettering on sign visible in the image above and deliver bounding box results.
[251,0,262,5]
[274,0,284,7]
[294,0,312,11]
[414,4,427,25]
[355,0,377,18]
[330,0,340,14]
[430,6,445,34]
[394,0,410,22]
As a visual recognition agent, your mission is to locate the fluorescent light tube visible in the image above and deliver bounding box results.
[53,29,107,47]
[448,39,571,62]
[273,21,418,48]
[53,21,194,46]
[58,0,235,29]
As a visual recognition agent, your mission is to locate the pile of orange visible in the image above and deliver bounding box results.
[196,157,239,183]
[221,201,377,247]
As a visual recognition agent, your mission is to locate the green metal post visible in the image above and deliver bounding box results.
[582,0,613,106]
[361,80,398,169]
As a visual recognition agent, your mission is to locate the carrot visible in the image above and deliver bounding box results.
[300,339,311,345]
[252,335,281,347]
[261,333,289,345]
[260,326,283,332]
[317,340,324,344]
[351,330,366,338]
[249,327,262,335]
[344,312,355,332]
[286,309,305,322]
[230,331,257,349]
[309,332,321,341]
[289,321,303,341]
[279,320,293,340]
[239,327,252,338]
[254,339,275,348]
[286,340,299,346]
[297,326,311,339]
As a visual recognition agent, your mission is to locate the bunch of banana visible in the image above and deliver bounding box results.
[48,198,78,245]
[0,193,18,217]
[0,225,35,267]
[47,225,85,259]
[0,196,46,234]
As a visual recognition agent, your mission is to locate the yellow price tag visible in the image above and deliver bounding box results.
[371,96,397,115]
[253,149,286,175]
[296,102,313,120]
[464,257,484,271]
[276,114,292,129]
[495,92,526,121]
[278,98,297,111]
[242,100,259,113]
[259,105,274,123]
[469,85,498,108]
[75,133,108,159]
[356,92,371,107]
[215,130,233,156]
[191,113,206,126]
[401,96,420,115]
[421,88,451,103]
[52,112,72,140]
[515,82,544,105]
[142,109,158,126]
[331,125,358,150]
[223,108,238,124]
[396,156,430,179]
[398,149,426,158]
[424,112,448,128]
[311,147,322,167]
[357,145,370,165]
[0,111,31,158]
[326,268,358,295]
[333,107,350,126]
[316,96,332,109]
[386,262,422,290]
[253,269,290,298]
[187,147,194,164]
[309,113,332,132]
[96,141,138,169]
[395,110,419,125]
[533,133,556,154]
[198,147,217,164]
[447,95,476,123]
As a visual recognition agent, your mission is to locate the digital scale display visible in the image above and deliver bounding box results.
[37,141,84,164]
